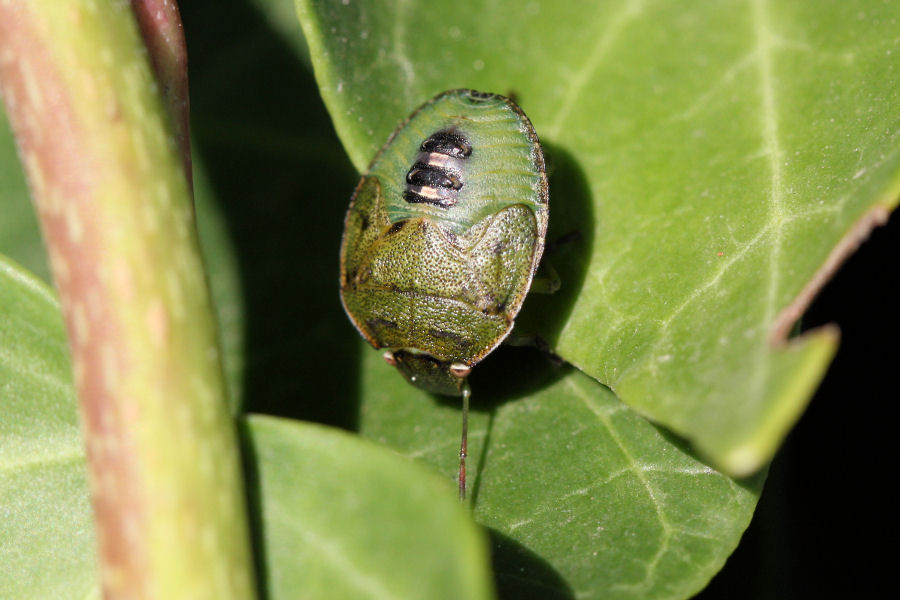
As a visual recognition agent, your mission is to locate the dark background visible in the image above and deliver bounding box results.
[700,212,897,598]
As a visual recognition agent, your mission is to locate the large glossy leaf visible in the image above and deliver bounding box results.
[358,344,762,599]
[296,0,900,475]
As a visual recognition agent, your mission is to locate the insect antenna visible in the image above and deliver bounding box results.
[459,381,471,501]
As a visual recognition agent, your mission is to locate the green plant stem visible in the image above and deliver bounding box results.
[0,3,256,598]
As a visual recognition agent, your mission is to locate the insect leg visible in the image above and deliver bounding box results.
[529,259,561,294]
[531,229,583,293]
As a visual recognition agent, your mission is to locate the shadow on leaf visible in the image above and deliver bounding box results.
[469,345,572,407]
[488,528,575,600]
[515,141,595,351]
[239,421,271,600]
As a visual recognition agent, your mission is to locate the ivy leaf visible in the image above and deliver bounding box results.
[358,345,762,599]
[295,0,900,475]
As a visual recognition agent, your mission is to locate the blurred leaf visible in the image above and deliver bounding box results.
[0,107,48,281]
[245,415,495,600]
[0,257,97,599]
[358,345,762,600]
[295,0,899,475]
[249,0,313,65]
[193,156,246,413]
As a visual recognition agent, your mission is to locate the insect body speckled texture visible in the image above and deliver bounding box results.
[340,89,548,497]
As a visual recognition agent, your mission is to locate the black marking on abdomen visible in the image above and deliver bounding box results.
[403,187,458,209]
[421,131,472,158]
[404,130,471,208]
[406,162,462,189]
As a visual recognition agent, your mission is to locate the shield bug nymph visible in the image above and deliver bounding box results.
[340,89,548,499]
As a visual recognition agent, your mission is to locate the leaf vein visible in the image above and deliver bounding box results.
[547,0,645,138]
[567,379,674,591]
[0,449,84,475]
[272,503,401,600]
[391,0,415,105]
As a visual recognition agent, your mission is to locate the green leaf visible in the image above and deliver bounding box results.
[245,415,495,600]
[295,0,900,474]
[0,107,47,282]
[0,257,98,599]
[357,345,762,600]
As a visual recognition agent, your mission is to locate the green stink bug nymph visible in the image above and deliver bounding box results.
[340,89,548,498]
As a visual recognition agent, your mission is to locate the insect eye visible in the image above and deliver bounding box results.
[449,363,471,378]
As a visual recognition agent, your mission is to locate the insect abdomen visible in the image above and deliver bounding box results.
[402,130,472,209]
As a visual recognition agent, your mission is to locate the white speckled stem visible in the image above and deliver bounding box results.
[0,2,256,598]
